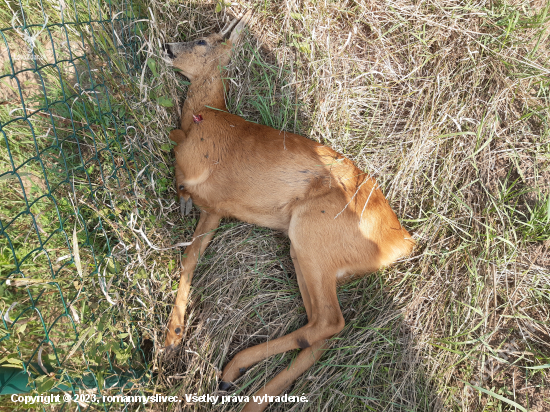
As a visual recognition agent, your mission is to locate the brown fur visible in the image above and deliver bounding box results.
[163,12,414,412]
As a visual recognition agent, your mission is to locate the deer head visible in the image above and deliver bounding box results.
[163,11,251,81]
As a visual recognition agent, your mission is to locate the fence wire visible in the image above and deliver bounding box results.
[0,0,151,408]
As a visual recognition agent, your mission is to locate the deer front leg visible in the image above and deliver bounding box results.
[171,129,193,215]
[165,210,221,352]
[175,163,193,216]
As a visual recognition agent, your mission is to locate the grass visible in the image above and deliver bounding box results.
[2,0,550,411]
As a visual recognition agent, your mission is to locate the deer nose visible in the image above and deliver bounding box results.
[163,43,176,59]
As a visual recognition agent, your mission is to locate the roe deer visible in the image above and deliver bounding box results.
[163,11,414,412]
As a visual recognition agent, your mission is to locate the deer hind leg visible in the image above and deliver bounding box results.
[291,243,312,319]
[220,241,344,401]
[237,245,327,412]
[242,340,328,412]
[165,210,221,352]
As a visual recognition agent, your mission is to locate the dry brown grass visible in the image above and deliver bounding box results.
[123,0,550,411]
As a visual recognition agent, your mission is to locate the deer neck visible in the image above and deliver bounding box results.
[181,73,227,131]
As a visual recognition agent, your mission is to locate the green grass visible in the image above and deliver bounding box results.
[0,0,170,407]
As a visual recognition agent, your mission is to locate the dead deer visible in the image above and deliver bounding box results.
[162,11,414,412]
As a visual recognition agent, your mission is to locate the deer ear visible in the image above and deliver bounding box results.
[228,10,252,44]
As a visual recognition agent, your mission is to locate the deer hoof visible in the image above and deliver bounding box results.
[185,198,193,215]
[180,197,193,216]
[219,381,233,391]
[180,196,190,216]
[164,343,179,358]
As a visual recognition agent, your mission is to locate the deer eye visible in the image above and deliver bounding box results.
[197,40,207,46]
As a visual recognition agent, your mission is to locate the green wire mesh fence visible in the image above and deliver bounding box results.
[0,0,153,407]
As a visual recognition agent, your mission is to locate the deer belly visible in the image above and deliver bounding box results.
[222,201,292,231]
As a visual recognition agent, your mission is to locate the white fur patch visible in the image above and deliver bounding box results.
[183,169,210,186]
[336,268,348,279]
